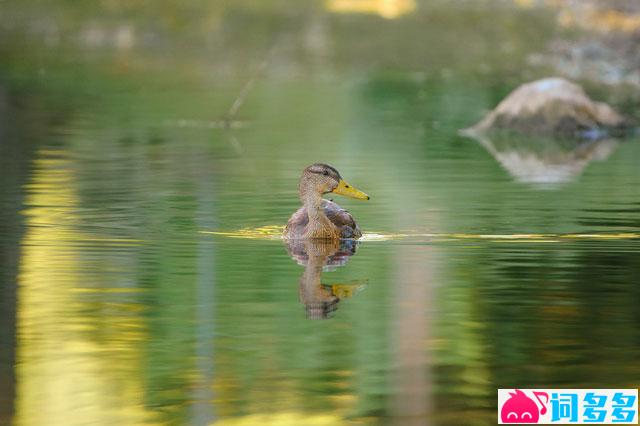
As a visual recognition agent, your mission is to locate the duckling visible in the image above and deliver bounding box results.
[284,164,369,240]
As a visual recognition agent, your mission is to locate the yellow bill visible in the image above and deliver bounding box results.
[331,179,370,200]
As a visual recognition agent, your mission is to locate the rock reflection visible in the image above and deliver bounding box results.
[464,131,618,185]
[285,239,365,320]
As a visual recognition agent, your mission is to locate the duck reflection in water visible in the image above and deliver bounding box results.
[285,238,366,320]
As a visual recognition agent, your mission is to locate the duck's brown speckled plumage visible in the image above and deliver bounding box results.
[283,164,369,240]
[285,199,362,239]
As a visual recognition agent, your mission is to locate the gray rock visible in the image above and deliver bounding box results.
[463,78,628,138]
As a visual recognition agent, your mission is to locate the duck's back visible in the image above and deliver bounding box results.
[284,200,362,239]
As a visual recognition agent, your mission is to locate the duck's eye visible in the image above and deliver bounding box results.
[323,170,329,176]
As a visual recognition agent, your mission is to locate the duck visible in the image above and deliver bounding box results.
[284,163,370,240]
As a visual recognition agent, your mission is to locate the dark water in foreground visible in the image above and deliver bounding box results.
[1,1,640,425]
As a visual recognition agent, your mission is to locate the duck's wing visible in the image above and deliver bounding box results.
[322,200,362,238]
[284,200,362,239]
[284,206,309,238]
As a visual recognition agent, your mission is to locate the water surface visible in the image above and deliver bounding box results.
[1,2,639,425]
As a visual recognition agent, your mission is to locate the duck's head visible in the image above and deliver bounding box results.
[299,163,370,200]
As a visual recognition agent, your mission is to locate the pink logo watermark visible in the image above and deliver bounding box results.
[501,389,548,423]
[498,389,638,424]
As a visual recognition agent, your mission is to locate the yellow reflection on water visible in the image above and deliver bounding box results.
[201,227,640,243]
[202,225,286,239]
[15,150,157,426]
[212,411,346,426]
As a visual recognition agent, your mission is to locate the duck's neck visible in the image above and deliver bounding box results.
[300,188,325,222]
[300,190,324,216]
[300,188,335,238]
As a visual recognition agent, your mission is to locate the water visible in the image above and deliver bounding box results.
[1,2,639,425]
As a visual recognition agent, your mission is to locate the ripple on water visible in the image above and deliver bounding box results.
[199,226,640,243]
